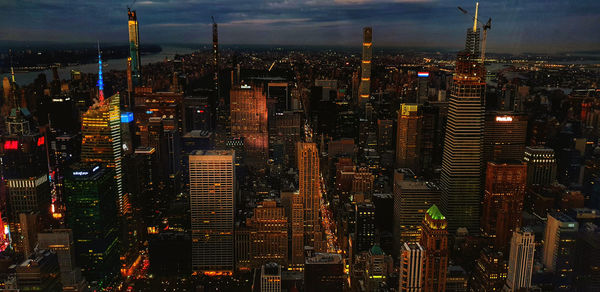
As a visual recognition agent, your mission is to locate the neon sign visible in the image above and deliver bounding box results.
[418,72,430,77]
[496,116,513,122]
[37,136,45,146]
[121,112,134,123]
[3,140,18,150]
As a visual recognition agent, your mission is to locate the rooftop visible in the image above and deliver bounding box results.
[427,204,445,220]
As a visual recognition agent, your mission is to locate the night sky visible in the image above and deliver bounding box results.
[2,0,599,53]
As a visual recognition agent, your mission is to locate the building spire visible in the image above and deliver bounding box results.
[97,41,104,102]
[473,2,479,32]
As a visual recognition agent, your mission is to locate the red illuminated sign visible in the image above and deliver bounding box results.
[37,136,45,146]
[3,140,18,150]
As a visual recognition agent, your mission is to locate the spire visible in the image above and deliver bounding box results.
[473,2,479,32]
[97,41,104,102]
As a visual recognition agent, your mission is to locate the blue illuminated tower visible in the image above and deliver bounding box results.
[97,43,104,102]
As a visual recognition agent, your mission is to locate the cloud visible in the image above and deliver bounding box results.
[221,18,311,26]
[0,0,598,53]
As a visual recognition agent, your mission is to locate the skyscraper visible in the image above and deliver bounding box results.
[523,146,557,186]
[483,112,527,163]
[304,253,345,291]
[420,205,448,292]
[128,8,141,85]
[396,104,422,171]
[64,164,119,282]
[440,13,485,233]
[542,212,578,290]
[399,242,425,292]
[247,200,288,268]
[260,262,282,292]
[297,142,321,249]
[290,192,304,268]
[81,94,124,213]
[15,249,62,292]
[230,85,268,168]
[1,69,50,253]
[354,202,376,254]
[481,162,527,249]
[358,27,372,104]
[393,171,440,250]
[212,16,219,101]
[189,150,235,275]
[37,229,87,291]
[505,228,535,292]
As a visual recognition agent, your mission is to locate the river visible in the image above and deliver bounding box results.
[1,45,202,86]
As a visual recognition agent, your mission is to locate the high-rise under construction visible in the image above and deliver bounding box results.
[440,3,485,234]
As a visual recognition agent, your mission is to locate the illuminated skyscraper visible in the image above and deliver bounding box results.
[505,228,535,292]
[542,212,578,290]
[393,170,440,249]
[481,162,527,249]
[291,192,304,268]
[260,263,282,292]
[297,142,321,249]
[128,8,141,85]
[1,68,50,253]
[399,242,424,292]
[230,85,268,168]
[81,94,124,213]
[471,248,508,291]
[523,146,556,186]
[358,27,372,104]
[354,202,376,254]
[247,200,288,268]
[419,205,448,292]
[440,12,485,233]
[483,112,527,163]
[189,150,235,275]
[396,104,422,171]
[212,16,219,100]
[64,164,119,282]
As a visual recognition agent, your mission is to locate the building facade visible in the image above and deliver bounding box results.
[396,104,422,171]
[440,49,485,234]
[505,228,535,291]
[419,205,448,292]
[481,162,527,249]
[81,94,124,213]
[523,146,557,186]
[399,242,424,292]
[358,27,372,104]
[189,150,235,274]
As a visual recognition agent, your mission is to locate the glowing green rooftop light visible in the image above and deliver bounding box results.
[427,204,445,220]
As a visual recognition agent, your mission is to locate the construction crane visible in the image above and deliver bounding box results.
[458,3,492,63]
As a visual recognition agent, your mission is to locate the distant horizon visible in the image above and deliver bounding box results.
[2,1,599,55]
[1,40,600,57]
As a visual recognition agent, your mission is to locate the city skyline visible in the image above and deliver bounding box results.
[2,0,599,54]
[1,0,599,290]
